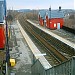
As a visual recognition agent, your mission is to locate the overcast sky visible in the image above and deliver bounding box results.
[6,0,74,10]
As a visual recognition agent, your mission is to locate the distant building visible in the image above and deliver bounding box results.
[38,10,46,26]
[38,7,64,29]
[46,10,64,29]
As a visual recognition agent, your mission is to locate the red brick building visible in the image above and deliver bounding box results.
[38,10,46,26]
[0,1,5,49]
[46,10,64,29]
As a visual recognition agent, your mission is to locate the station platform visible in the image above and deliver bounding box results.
[9,20,51,74]
[27,20,75,50]
[9,21,32,75]
[17,20,52,69]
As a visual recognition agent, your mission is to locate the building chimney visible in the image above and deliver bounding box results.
[49,6,51,11]
[59,6,61,11]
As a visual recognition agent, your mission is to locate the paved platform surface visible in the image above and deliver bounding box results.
[9,21,32,75]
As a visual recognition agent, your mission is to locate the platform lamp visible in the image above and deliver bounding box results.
[4,0,10,75]
[4,0,10,65]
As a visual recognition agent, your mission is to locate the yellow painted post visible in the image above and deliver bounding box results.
[10,59,16,67]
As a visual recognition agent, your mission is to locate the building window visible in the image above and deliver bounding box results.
[54,23,56,27]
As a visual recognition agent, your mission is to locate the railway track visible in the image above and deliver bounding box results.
[27,20,75,57]
[18,15,68,65]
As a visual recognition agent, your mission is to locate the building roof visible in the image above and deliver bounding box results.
[39,10,46,19]
[46,10,64,18]
[0,0,4,4]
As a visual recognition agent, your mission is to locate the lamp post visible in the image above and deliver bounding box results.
[4,0,10,64]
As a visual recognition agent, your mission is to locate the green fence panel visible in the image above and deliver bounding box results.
[31,59,47,75]
[31,56,75,75]
[46,57,74,75]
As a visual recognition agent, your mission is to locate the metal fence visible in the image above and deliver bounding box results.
[31,59,47,75]
[31,57,75,75]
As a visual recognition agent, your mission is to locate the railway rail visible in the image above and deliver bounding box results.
[28,20,75,57]
[18,15,68,65]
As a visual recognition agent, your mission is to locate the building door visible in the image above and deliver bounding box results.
[57,23,60,29]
